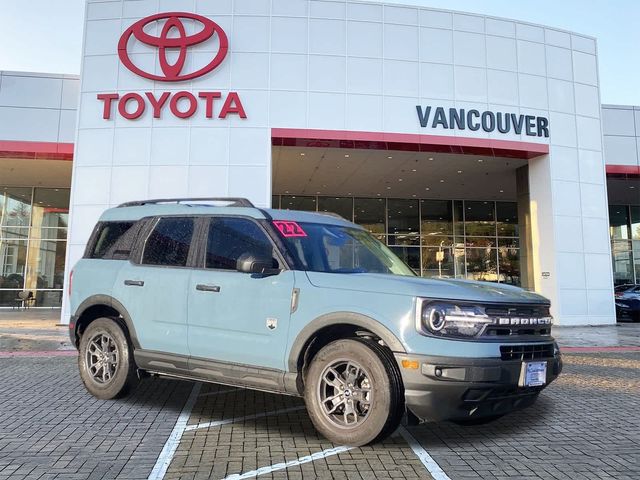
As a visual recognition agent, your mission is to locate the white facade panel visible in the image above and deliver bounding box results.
[55,1,615,326]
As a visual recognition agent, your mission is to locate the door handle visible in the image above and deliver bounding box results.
[196,284,220,293]
[124,280,144,287]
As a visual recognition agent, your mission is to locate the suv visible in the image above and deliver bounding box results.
[69,198,562,446]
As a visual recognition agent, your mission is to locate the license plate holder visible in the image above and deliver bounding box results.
[519,361,547,387]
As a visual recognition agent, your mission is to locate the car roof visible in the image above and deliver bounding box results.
[99,203,361,229]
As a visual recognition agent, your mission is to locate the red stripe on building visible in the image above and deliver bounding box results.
[271,128,549,159]
[0,141,74,161]
[606,164,640,176]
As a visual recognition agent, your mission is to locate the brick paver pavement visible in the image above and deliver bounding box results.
[0,348,639,479]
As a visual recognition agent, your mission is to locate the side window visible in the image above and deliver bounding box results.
[206,218,275,270]
[90,222,135,259]
[142,217,194,267]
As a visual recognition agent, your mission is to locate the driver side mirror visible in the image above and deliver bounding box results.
[236,252,281,276]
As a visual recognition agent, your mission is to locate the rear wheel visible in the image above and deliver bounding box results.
[304,338,404,446]
[78,317,138,400]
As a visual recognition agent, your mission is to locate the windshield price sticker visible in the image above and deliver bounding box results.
[273,220,307,237]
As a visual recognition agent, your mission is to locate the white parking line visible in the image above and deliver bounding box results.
[184,405,306,432]
[398,426,452,480]
[148,382,201,480]
[221,445,354,480]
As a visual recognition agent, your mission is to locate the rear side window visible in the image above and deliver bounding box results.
[206,218,275,270]
[142,217,194,267]
[90,222,136,259]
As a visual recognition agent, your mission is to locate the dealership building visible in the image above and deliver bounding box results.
[0,0,638,326]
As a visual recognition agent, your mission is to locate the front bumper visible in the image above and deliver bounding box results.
[394,351,562,422]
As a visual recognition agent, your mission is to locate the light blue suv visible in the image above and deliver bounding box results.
[69,198,561,446]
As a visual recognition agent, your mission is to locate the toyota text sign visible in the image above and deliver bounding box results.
[98,12,246,121]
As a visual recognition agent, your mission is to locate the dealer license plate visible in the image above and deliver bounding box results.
[521,361,547,387]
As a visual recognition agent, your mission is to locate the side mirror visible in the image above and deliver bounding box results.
[236,252,281,276]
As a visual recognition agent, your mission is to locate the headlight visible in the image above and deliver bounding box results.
[417,300,492,338]
[415,298,553,338]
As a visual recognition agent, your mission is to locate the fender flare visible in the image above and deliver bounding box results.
[73,295,141,349]
[287,311,406,372]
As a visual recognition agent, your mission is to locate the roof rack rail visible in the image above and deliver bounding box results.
[117,197,255,208]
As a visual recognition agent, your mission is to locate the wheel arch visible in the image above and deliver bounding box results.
[287,311,406,374]
[72,295,141,349]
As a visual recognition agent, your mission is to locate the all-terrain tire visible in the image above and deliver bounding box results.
[78,317,138,400]
[304,338,404,446]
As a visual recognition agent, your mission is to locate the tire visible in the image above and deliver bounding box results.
[451,414,505,426]
[304,338,404,446]
[78,317,138,400]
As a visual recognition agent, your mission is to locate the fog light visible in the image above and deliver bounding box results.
[435,367,443,377]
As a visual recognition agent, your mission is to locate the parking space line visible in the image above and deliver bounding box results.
[398,426,451,480]
[148,382,201,480]
[184,405,306,432]
[221,445,354,480]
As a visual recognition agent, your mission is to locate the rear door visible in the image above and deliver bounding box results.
[187,216,295,370]
[113,216,198,357]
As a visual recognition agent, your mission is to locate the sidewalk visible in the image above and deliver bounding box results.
[0,309,72,353]
[553,323,640,350]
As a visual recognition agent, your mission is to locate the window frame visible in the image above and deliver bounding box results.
[132,215,203,269]
[198,215,288,272]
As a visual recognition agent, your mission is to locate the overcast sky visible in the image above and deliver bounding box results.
[0,0,638,105]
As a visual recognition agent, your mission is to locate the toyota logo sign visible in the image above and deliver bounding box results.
[117,12,228,82]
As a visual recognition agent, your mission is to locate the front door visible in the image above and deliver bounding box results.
[187,217,295,370]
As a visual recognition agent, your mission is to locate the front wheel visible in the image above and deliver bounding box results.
[304,338,404,446]
[78,317,138,400]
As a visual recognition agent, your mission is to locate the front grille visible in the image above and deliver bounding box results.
[500,343,554,361]
[485,305,550,317]
[483,304,552,337]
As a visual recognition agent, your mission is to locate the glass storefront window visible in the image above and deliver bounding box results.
[609,206,630,240]
[631,206,640,240]
[497,202,518,237]
[465,201,496,237]
[318,197,353,221]
[389,246,420,274]
[354,198,385,234]
[0,187,71,308]
[498,246,520,285]
[421,235,453,247]
[387,234,420,246]
[453,200,464,237]
[422,246,454,278]
[0,239,27,283]
[25,240,66,290]
[281,195,317,211]
[633,241,640,283]
[465,237,496,247]
[0,187,32,228]
[420,200,452,235]
[465,248,498,283]
[275,194,520,283]
[611,240,634,285]
[388,199,419,234]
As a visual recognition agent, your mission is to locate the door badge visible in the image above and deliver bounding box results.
[266,318,278,330]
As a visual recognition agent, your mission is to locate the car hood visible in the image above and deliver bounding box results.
[305,272,549,304]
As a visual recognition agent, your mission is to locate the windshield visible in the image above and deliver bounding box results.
[276,221,415,276]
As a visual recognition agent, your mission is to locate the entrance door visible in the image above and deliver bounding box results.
[114,216,196,357]
[187,217,294,370]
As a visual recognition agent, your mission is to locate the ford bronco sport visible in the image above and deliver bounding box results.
[69,198,561,446]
